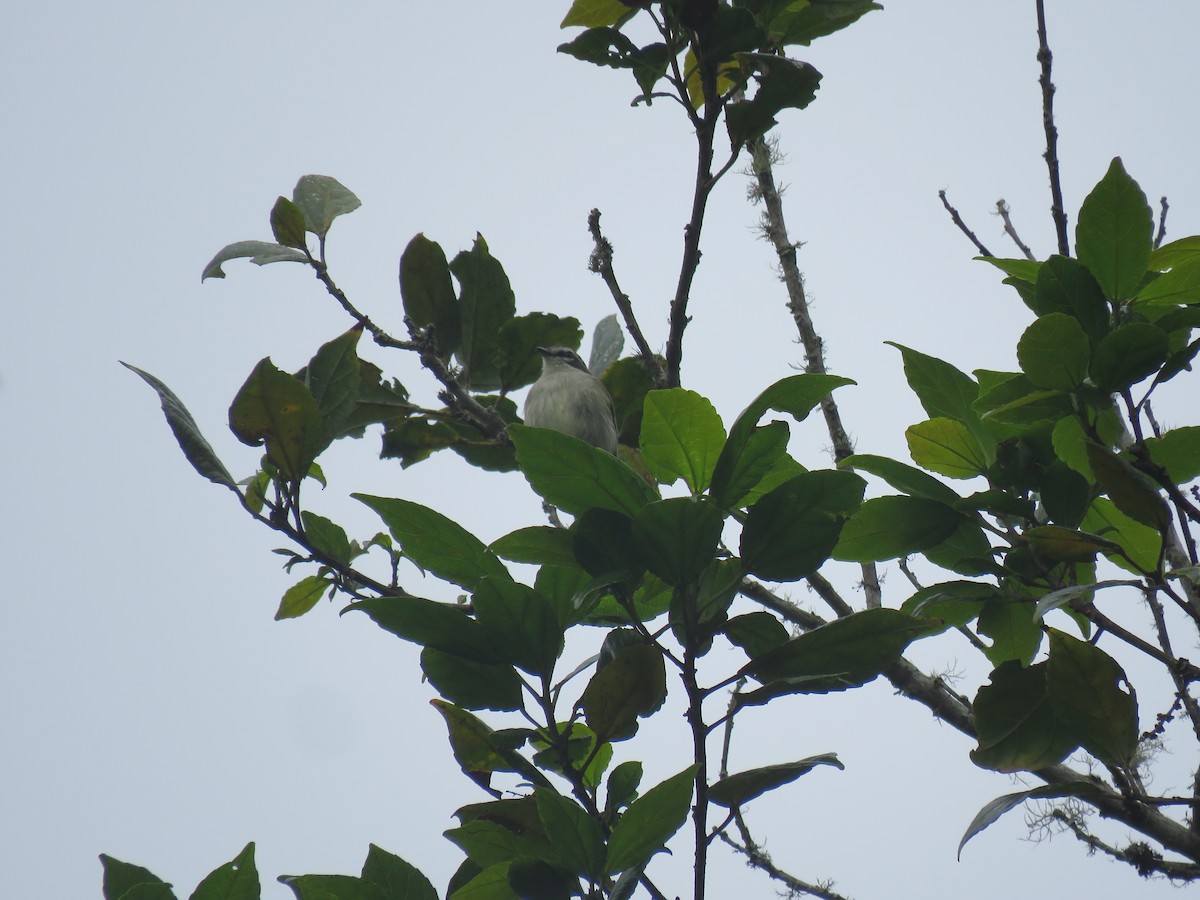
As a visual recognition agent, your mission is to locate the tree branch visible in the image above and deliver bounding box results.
[995,199,1036,260]
[1036,0,1070,255]
[938,190,994,257]
[586,209,665,384]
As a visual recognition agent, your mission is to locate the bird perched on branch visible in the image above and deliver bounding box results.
[523,346,619,454]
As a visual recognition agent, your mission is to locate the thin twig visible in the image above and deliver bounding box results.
[586,209,665,384]
[995,199,1036,260]
[717,829,853,900]
[1049,809,1200,879]
[1155,196,1170,249]
[939,190,994,257]
[1036,0,1070,255]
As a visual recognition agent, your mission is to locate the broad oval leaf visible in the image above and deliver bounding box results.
[832,495,962,563]
[1016,313,1090,390]
[631,497,724,586]
[740,470,865,581]
[292,174,361,238]
[229,358,326,481]
[605,766,697,875]
[970,660,1076,773]
[354,494,512,591]
[420,648,523,712]
[1075,157,1152,301]
[1047,629,1138,768]
[1084,442,1170,531]
[400,233,461,360]
[1089,322,1169,393]
[510,424,658,517]
[580,642,666,743]
[905,418,989,479]
[639,389,725,492]
[741,608,940,685]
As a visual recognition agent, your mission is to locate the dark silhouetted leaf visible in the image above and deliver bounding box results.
[605,766,697,874]
[1075,157,1152,302]
[709,754,843,808]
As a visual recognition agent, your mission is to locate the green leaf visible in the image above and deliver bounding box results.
[1144,426,1200,484]
[432,700,551,792]
[472,577,563,677]
[1084,443,1170,531]
[970,661,1077,772]
[605,766,697,875]
[1025,525,1120,564]
[905,418,989,479]
[490,526,577,567]
[1032,256,1110,345]
[347,597,500,662]
[709,420,790,510]
[121,363,238,491]
[631,497,724,586]
[742,608,940,684]
[1075,157,1152,301]
[639,389,725,491]
[833,496,962,563]
[560,0,637,28]
[1081,498,1163,573]
[100,855,175,900]
[977,598,1041,665]
[766,0,881,45]
[922,519,997,576]
[446,862,517,900]
[957,783,1107,860]
[900,581,996,629]
[361,845,438,900]
[740,470,865,580]
[201,240,308,280]
[302,328,363,441]
[1149,234,1200,271]
[580,642,666,743]
[886,342,979,424]
[838,453,961,504]
[275,575,330,621]
[191,843,258,900]
[278,873,381,899]
[1134,258,1200,307]
[354,494,511,591]
[292,174,361,239]
[535,790,605,878]
[718,374,854,477]
[269,196,308,250]
[606,761,643,816]
[1047,630,1138,767]
[451,235,517,389]
[229,358,326,481]
[723,611,790,658]
[1089,323,1169,392]
[709,754,843,808]
[300,511,352,565]
[1016,313,1090,390]
[495,313,583,392]
[509,424,657,517]
[421,648,523,712]
[400,234,462,360]
[726,55,822,145]
[603,356,656,447]
[978,256,1042,285]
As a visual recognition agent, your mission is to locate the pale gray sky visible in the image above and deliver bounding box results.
[4,3,1200,898]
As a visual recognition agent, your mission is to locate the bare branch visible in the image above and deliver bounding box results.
[586,209,665,385]
[939,190,994,257]
[1036,0,1070,254]
[1155,196,1170,249]
[995,199,1036,260]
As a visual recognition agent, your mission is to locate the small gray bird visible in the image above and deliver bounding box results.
[523,346,619,454]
